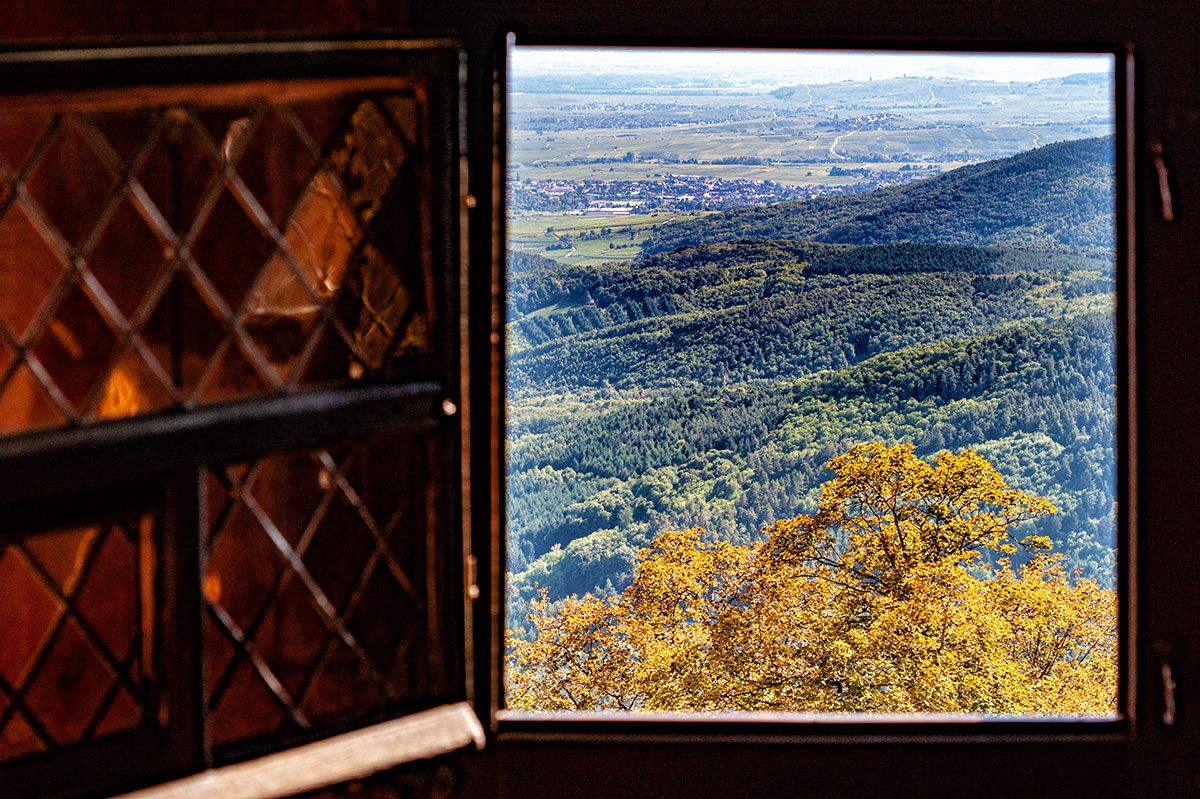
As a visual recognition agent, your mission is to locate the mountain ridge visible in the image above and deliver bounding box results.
[639,135,1115,255]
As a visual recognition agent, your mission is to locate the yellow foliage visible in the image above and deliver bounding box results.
[506,444,1117,715]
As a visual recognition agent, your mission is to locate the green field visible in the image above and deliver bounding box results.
[510,75,1112,184]
[509,159,957,186]
[510,122,1079,165]
[511,119,1105,177]
[507,210,712,264]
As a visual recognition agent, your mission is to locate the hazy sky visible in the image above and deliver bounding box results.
[511,47,1114,87]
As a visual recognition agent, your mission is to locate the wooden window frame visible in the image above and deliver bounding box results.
[0,38,473,799]
[492,31,1136,739]
[439,0,1200,792]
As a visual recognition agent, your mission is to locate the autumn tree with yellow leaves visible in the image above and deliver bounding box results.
[506,443,1117,715]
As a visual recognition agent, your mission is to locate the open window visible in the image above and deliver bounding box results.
[0,39,477,798]
[451,3,1200,782]
[500,39,1132,729]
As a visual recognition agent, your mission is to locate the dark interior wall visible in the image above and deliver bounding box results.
[1,1,1199,795]
[0,0,410,42]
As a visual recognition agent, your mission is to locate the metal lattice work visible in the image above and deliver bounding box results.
[0,514,155,760]
[0,84,434,438]
[203,427,452,751]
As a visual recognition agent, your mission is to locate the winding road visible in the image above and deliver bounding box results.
[829,132,849,160]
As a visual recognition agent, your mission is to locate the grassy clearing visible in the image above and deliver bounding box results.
[507,210,712,264]
[510,87,1112,170]
[509,159,964,186]
[511,161,851,185]
[511,122,1108,166]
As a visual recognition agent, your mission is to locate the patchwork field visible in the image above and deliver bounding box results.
[507,210,712,264]
[510,72,1113,189]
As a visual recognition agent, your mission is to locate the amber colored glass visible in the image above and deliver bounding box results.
[0,514,154,762]
[202,428,449,751]
[0,83,435,438]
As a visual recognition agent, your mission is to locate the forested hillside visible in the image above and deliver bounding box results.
[506,137,1116,632]
[509,445,1117,715]
[639,136,1115,254]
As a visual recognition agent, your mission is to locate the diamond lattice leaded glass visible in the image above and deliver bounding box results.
[202,426,454,752]
[0,513,156,760]
[0,81,436,437]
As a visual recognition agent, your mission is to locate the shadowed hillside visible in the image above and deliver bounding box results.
[640,136,1114,254]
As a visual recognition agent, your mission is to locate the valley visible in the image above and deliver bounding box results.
[505,55,1117,644]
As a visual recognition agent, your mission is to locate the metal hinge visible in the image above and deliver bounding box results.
[1157,640,1178,727]
[1149,140,1175,222]
[466,554,480,600]
[1161,659,1178,726]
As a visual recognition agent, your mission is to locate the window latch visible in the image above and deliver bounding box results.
[1161,656,1178,727]
[466,554,480,600]
[1149,140,1175,222]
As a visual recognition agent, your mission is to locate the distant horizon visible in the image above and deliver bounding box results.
[511,46,1114,89]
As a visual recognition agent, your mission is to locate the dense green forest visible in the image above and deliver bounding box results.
[506,137,1116,626]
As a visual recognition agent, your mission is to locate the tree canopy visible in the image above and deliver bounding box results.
[506,444,1117,715]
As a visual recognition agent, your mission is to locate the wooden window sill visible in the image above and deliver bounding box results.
[114,703,485,799]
